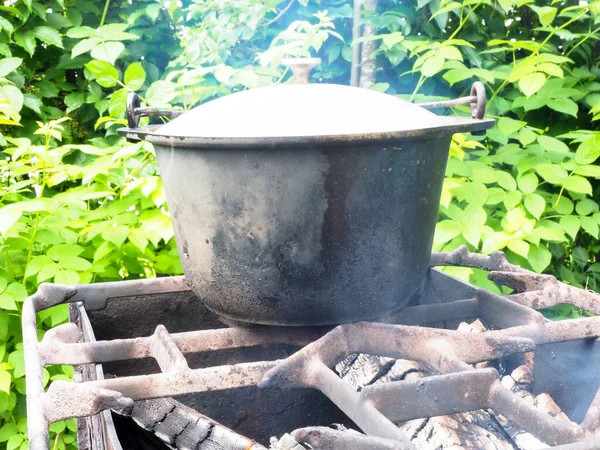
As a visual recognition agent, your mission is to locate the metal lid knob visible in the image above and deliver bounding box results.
[282,57,321,84]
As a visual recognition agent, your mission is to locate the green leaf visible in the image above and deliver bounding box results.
[537,135,569,153]
[576,199,598,216]
[553,195,574,215]
[58,256,92,271]
[71,37,101,58]
[462,203,487,227]
[54,270,80,285]
[546,98,578,117]
[529,5,557,26]
[519,72,546,97]
[536,63,563,78]
[66,26,97,38]
[575,136,600,165]
[581,216,599,238]
[24,255,53,278]
[498,117,524,136]
[559,215,580,240]
[498,0,514,13]
[0,57,22,77]
[573,247,589,268]
[517,172,538,194]
[421,53,445,77]
[524,193,545,219]
[85,60,119,88]
[496,172,516,191]
[0,293,17,311]
[563,176,592,195]
[48,244,85,261]
[381,32,405,48]
[504,190,522,210]
[108,87,128,117]
[65,92,84,113]
[519,128,537,146]
[146,3,161,21]
[528,244,551,273]
[482,232,509,254]
[0,84,24,115]
[6,283,27,303]
[534,226,566,242]
[8,350,24,378]
[38,263,60,282]
[146,80,177,106]
[6,434,23,450]
[124,62,146,91]
[536,164,568,185]
[14,30,36,57]
[32,26,63,48]
[507,239,530,258]
[0,17,14,37]
[91,41,125,65]
[0,421,17,440]
[574,165,600,178]
[98,23,139,41]
[433,220,462,247]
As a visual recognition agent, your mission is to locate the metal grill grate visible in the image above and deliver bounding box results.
[23,247,600,449]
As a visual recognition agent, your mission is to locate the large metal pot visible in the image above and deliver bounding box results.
[120,60,494,326]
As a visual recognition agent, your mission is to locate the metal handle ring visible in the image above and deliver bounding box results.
[470,81,486,120]
[127,93,141,129]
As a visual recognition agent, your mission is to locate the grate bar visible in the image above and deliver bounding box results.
[39,325,323,366]
[150,325,189,372]
[360,368,498,421]
[44,360,277,422]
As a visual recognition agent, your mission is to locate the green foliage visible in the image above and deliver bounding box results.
[2,0,600,447]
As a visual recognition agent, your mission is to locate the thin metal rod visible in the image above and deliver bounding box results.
[350,0,361,86]
[418,95,477,109]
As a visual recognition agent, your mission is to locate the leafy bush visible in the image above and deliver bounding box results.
[1,0,600,447]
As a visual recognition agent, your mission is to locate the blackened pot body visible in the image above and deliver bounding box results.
[155,137,451,326]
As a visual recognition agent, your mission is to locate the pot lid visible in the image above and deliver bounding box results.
[121,58,495,145]
[157,83,459,139]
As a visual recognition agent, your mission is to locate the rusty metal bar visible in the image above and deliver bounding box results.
[39,325,324,366]
[293,427,406,449]
[134,107,185,119]
[550,438,600,450]
[308,360,416,449]
[430,245,524,273]
[44,360,278,423]
[360,369,498,421]
[23,297,50,450]
[491,382,582,445]
[391,298,479,326]
[150,325,189,372]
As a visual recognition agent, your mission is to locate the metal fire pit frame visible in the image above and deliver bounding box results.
[22,246,600,449]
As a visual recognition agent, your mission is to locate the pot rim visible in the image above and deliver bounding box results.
[119,116,495,148]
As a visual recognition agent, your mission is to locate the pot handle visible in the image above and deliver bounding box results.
[126,93,185,129]
[417,82,487,135]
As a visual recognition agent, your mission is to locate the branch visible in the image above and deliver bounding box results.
[263,0,296,27]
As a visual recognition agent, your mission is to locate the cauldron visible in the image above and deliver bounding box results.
[120,59,494,326]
